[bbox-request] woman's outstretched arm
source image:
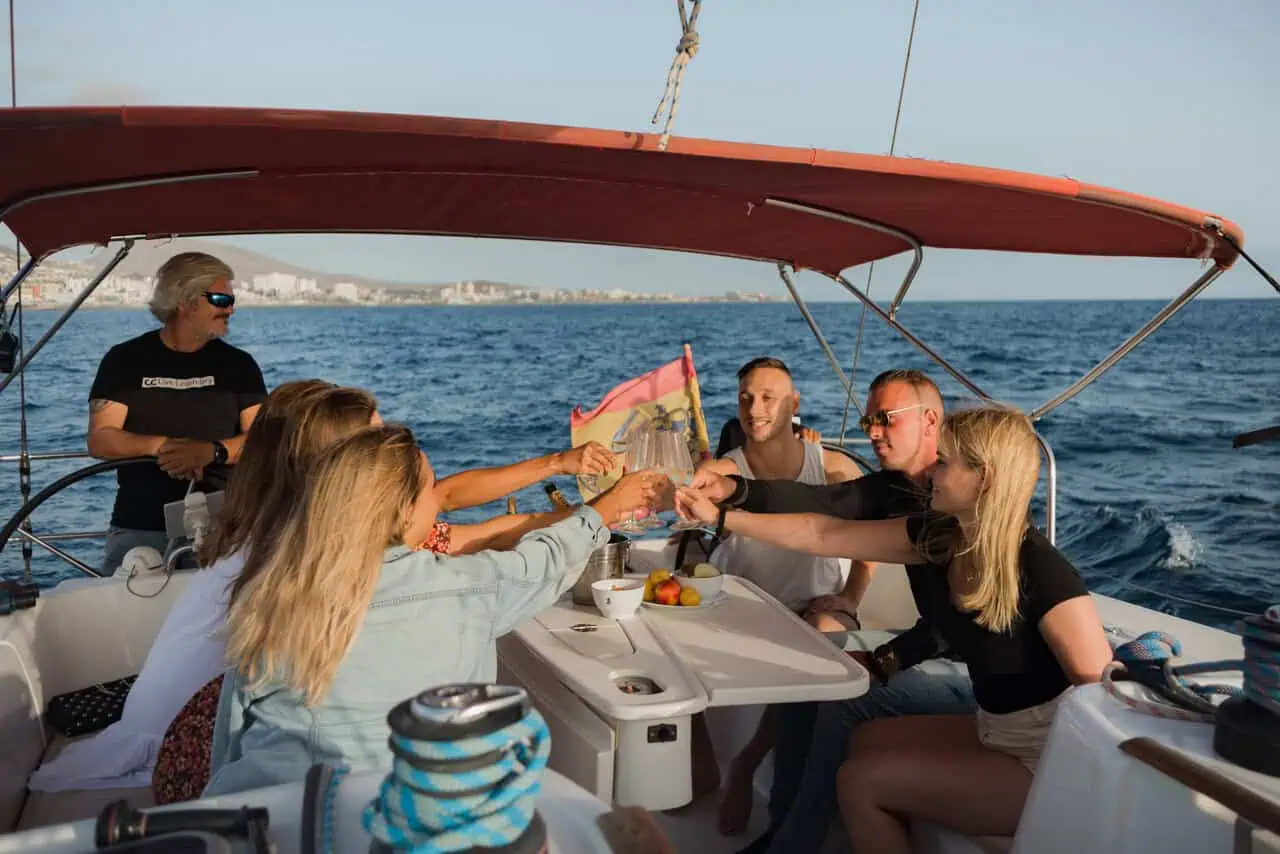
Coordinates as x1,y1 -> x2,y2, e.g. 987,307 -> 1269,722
447,509 -> 575,555
675,487 -> 921,565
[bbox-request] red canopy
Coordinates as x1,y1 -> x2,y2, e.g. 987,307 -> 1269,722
0,106 -> 1243,271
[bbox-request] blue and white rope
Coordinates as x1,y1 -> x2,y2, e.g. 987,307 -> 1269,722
1239,606 -> 1280,717
360,706 -> 551,852
1101,608 -> 1280,722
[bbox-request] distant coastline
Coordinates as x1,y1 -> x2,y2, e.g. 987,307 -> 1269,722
24,297 -> 783,311
1,239 -> 781,310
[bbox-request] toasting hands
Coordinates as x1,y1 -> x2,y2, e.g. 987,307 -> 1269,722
589,470 -> 668,527
673,486 -> 721,527
556,441 -> 619,477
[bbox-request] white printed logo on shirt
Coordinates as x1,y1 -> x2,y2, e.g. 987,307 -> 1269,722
141,376 -> 216,390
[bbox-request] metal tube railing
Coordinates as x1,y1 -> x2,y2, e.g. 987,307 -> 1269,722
0,255 -> 36,307
762,197 -> 925,318
1031,263 -> 1225,419
1033,431 -> 1057,545
13,528 -> 102,578
0,450 -> 92,463
831,271 -> 993,402
30,530 -> 109,542
776,264 -> 856,400
0,169 -> 261,225
0,240 -> 134,396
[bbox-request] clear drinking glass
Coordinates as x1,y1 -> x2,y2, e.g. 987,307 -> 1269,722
614,427 -> 655,533
654,427 -> 702,531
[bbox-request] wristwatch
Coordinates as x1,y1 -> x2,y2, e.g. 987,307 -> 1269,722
871,644 -> 901,681
723,475 -> 748,508
210,439 -> 228,465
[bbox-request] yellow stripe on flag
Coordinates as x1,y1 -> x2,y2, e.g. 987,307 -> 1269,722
570,343 -> 711,502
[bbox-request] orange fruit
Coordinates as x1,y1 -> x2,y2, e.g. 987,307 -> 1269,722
679,587 -> 701,607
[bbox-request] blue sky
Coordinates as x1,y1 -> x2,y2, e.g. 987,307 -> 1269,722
4,1 -> 1277,300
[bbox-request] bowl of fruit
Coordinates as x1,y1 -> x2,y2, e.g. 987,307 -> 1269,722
679,563 -> 724,599
642,565 -> 724,609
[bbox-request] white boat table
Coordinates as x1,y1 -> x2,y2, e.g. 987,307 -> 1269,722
636,573 -> 870,707
501,536 -> 868,812
624,534 -> 869,707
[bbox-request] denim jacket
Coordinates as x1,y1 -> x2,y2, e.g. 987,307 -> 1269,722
203,505 -> 607,796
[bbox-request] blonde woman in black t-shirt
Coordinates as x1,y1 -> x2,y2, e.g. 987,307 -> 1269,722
675,404 -> 1113,852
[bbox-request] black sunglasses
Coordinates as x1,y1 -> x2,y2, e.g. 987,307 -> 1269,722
203,292 -> 235,309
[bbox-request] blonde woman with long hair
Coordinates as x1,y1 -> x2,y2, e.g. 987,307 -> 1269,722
204,423 -> 661,795
154,381 -> 604,802
675,405 -> 1112,852
28,379 -> 339,795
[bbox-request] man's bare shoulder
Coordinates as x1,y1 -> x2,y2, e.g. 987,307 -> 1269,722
821,447 -> 865,483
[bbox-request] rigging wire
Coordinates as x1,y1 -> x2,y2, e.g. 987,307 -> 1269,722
838,0 -> 921,444
1219,233 -> 1280,296
7,0 -> 31,580
1115,579 -> 1261,621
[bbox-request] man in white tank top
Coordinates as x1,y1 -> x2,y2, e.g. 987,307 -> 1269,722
704,358 -> 867,624
692,357 -> 868,834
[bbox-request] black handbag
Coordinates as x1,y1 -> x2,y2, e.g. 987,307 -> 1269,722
46,674 -> 138,738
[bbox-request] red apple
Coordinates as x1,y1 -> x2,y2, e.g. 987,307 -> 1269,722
655,578 -> 682,606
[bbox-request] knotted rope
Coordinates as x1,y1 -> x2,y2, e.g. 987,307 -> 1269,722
1103,624 -> 1261,722
651,0 -> 702,151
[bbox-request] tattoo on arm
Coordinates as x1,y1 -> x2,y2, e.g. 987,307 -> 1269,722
89,398 -> 111,414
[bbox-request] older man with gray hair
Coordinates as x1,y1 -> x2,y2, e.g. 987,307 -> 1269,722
87,252 -> 266,575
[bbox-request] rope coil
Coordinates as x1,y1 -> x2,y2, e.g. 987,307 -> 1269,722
360,704 -> 551,852
1239,607 -> 1280,716
650,0 -> 702,152
1100,610 -> 1280,723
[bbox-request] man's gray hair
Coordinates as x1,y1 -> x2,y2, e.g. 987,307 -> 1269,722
148,252 -> 234,323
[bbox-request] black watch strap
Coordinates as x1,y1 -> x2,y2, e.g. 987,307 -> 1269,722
714,504 -> 728,543
210,439 -> 228,465
864,650 -> 888,682
723,475 -> 748,508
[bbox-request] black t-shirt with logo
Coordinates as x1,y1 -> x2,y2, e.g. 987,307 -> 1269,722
89,330 -> 267,531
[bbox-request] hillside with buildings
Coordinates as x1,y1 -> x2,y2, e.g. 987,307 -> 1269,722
0,240 -> 776,309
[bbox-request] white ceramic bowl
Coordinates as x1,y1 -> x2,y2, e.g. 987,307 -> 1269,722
591,578 -> 645,619
678,573 -> 724,600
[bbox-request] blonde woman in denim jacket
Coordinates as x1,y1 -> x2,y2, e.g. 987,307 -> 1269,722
205,423 -> 661,795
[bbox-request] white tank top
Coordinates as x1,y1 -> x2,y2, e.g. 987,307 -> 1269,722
709,443 -> 847,611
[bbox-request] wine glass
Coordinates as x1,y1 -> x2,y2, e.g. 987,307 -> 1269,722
614,426 -> 655,533
653,426 -> 703,531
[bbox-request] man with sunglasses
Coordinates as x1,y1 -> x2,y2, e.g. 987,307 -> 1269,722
686,368 -> 976,854
88,252 -> 266,575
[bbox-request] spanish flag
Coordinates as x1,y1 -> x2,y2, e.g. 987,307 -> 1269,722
570,343 -> 712,502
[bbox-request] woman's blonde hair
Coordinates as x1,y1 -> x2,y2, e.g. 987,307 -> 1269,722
942,404 -> 1041,634
199,381 -> 379,566
224,423 -> 424,705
